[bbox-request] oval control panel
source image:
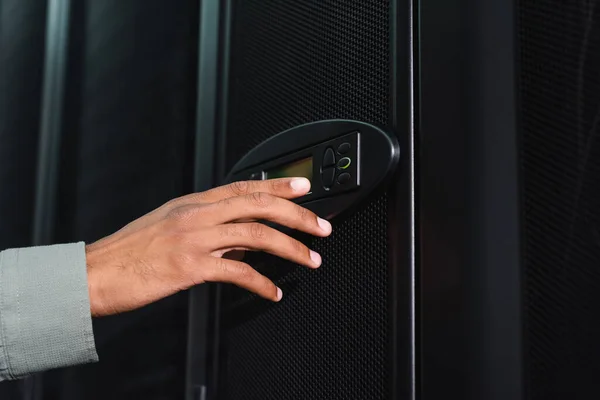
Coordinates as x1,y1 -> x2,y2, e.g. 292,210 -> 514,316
224,119 -> 400,220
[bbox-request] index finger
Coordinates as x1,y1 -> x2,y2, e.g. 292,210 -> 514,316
190,178 -> 311,204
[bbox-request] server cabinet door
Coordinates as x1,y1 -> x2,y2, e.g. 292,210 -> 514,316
205,1 -> 415,399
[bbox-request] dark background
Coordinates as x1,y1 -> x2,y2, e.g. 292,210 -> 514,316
0,1 -> 198,398
3,1 -> 600,399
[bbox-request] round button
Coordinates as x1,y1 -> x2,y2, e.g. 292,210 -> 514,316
337,173 -> 351,185
337,142 -> 351,154
337,157 -> 351,170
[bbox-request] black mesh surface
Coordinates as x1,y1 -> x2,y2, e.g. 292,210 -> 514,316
518,1 -> 600,399
220,1 -> 391,399
225,0 -> 391,171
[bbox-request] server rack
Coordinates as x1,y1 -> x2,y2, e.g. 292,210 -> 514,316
186,0 -> 523,399
187,1 -> 416,399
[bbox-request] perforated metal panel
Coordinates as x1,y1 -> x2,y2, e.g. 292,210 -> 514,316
220,1 -> 392,399
518,1 -> 600,398
224,0 -> 391,170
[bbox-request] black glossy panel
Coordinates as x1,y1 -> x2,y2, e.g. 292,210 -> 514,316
519,1 -> 600,398
0,0 -> 47,250
42,1 -> 198,399
0,3 -> 48,397
419,0 -> 522,399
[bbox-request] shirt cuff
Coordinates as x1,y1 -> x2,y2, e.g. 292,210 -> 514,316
0,242 -> 98,381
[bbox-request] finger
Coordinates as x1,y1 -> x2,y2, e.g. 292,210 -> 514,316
204,257 -> 282,302
210,223 -> 321,268
206,192 -> 332,237
188,178 -> 311,203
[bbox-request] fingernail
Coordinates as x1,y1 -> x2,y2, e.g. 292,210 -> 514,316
276,287 -> 283,301
310,250 -> 322,267
290,178 -> 310,192
317,217 -> 332,234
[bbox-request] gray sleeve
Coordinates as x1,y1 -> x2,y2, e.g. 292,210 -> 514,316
0,242 -> 98,381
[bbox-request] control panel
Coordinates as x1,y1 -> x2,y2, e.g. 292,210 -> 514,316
243,131 -> 360,203
224,120 -> 399,220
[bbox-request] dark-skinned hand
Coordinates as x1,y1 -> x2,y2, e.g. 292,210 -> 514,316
85,177 -> 331,317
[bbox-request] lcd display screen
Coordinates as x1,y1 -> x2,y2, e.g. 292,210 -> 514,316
265,157 -> 313,182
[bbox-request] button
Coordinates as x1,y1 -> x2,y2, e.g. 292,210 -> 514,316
249,171 -> 264,180
323,148 -> 335,168
337,142 -> 351,154
321,167 -> 335,188
337,157 -> 351,170
337,173 -> 351,185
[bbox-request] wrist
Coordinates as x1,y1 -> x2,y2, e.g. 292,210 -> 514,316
85,245 -> 105,318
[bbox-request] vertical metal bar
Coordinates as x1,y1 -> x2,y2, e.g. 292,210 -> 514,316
185,0 -> 222,399
28,1 -> 71,399
209,2 -> 233,398
193,0 -> 221,192
215,0 -> 232,184
32,0 -> 71,246
390,0 -> 417,398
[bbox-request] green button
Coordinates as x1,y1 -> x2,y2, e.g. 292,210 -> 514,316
337,157 -> 351,170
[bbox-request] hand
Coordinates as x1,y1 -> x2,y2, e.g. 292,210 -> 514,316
85,177 -> 332,317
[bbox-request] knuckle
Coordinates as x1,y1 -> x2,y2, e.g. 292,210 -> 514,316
215,257 -> 230,276
248,192 -> 273,208
218,224 -> 239,238
163,197 -> 180,210
217,225 -> 229,238
269,178 -> 285,192
236,262 -> 254,282
179,192 -> 206,205
168,205 -> 203,225
248,223 -> 268,241
296,205 -> 310,221
230,180 -> 250,196
216,197 -> 233,210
